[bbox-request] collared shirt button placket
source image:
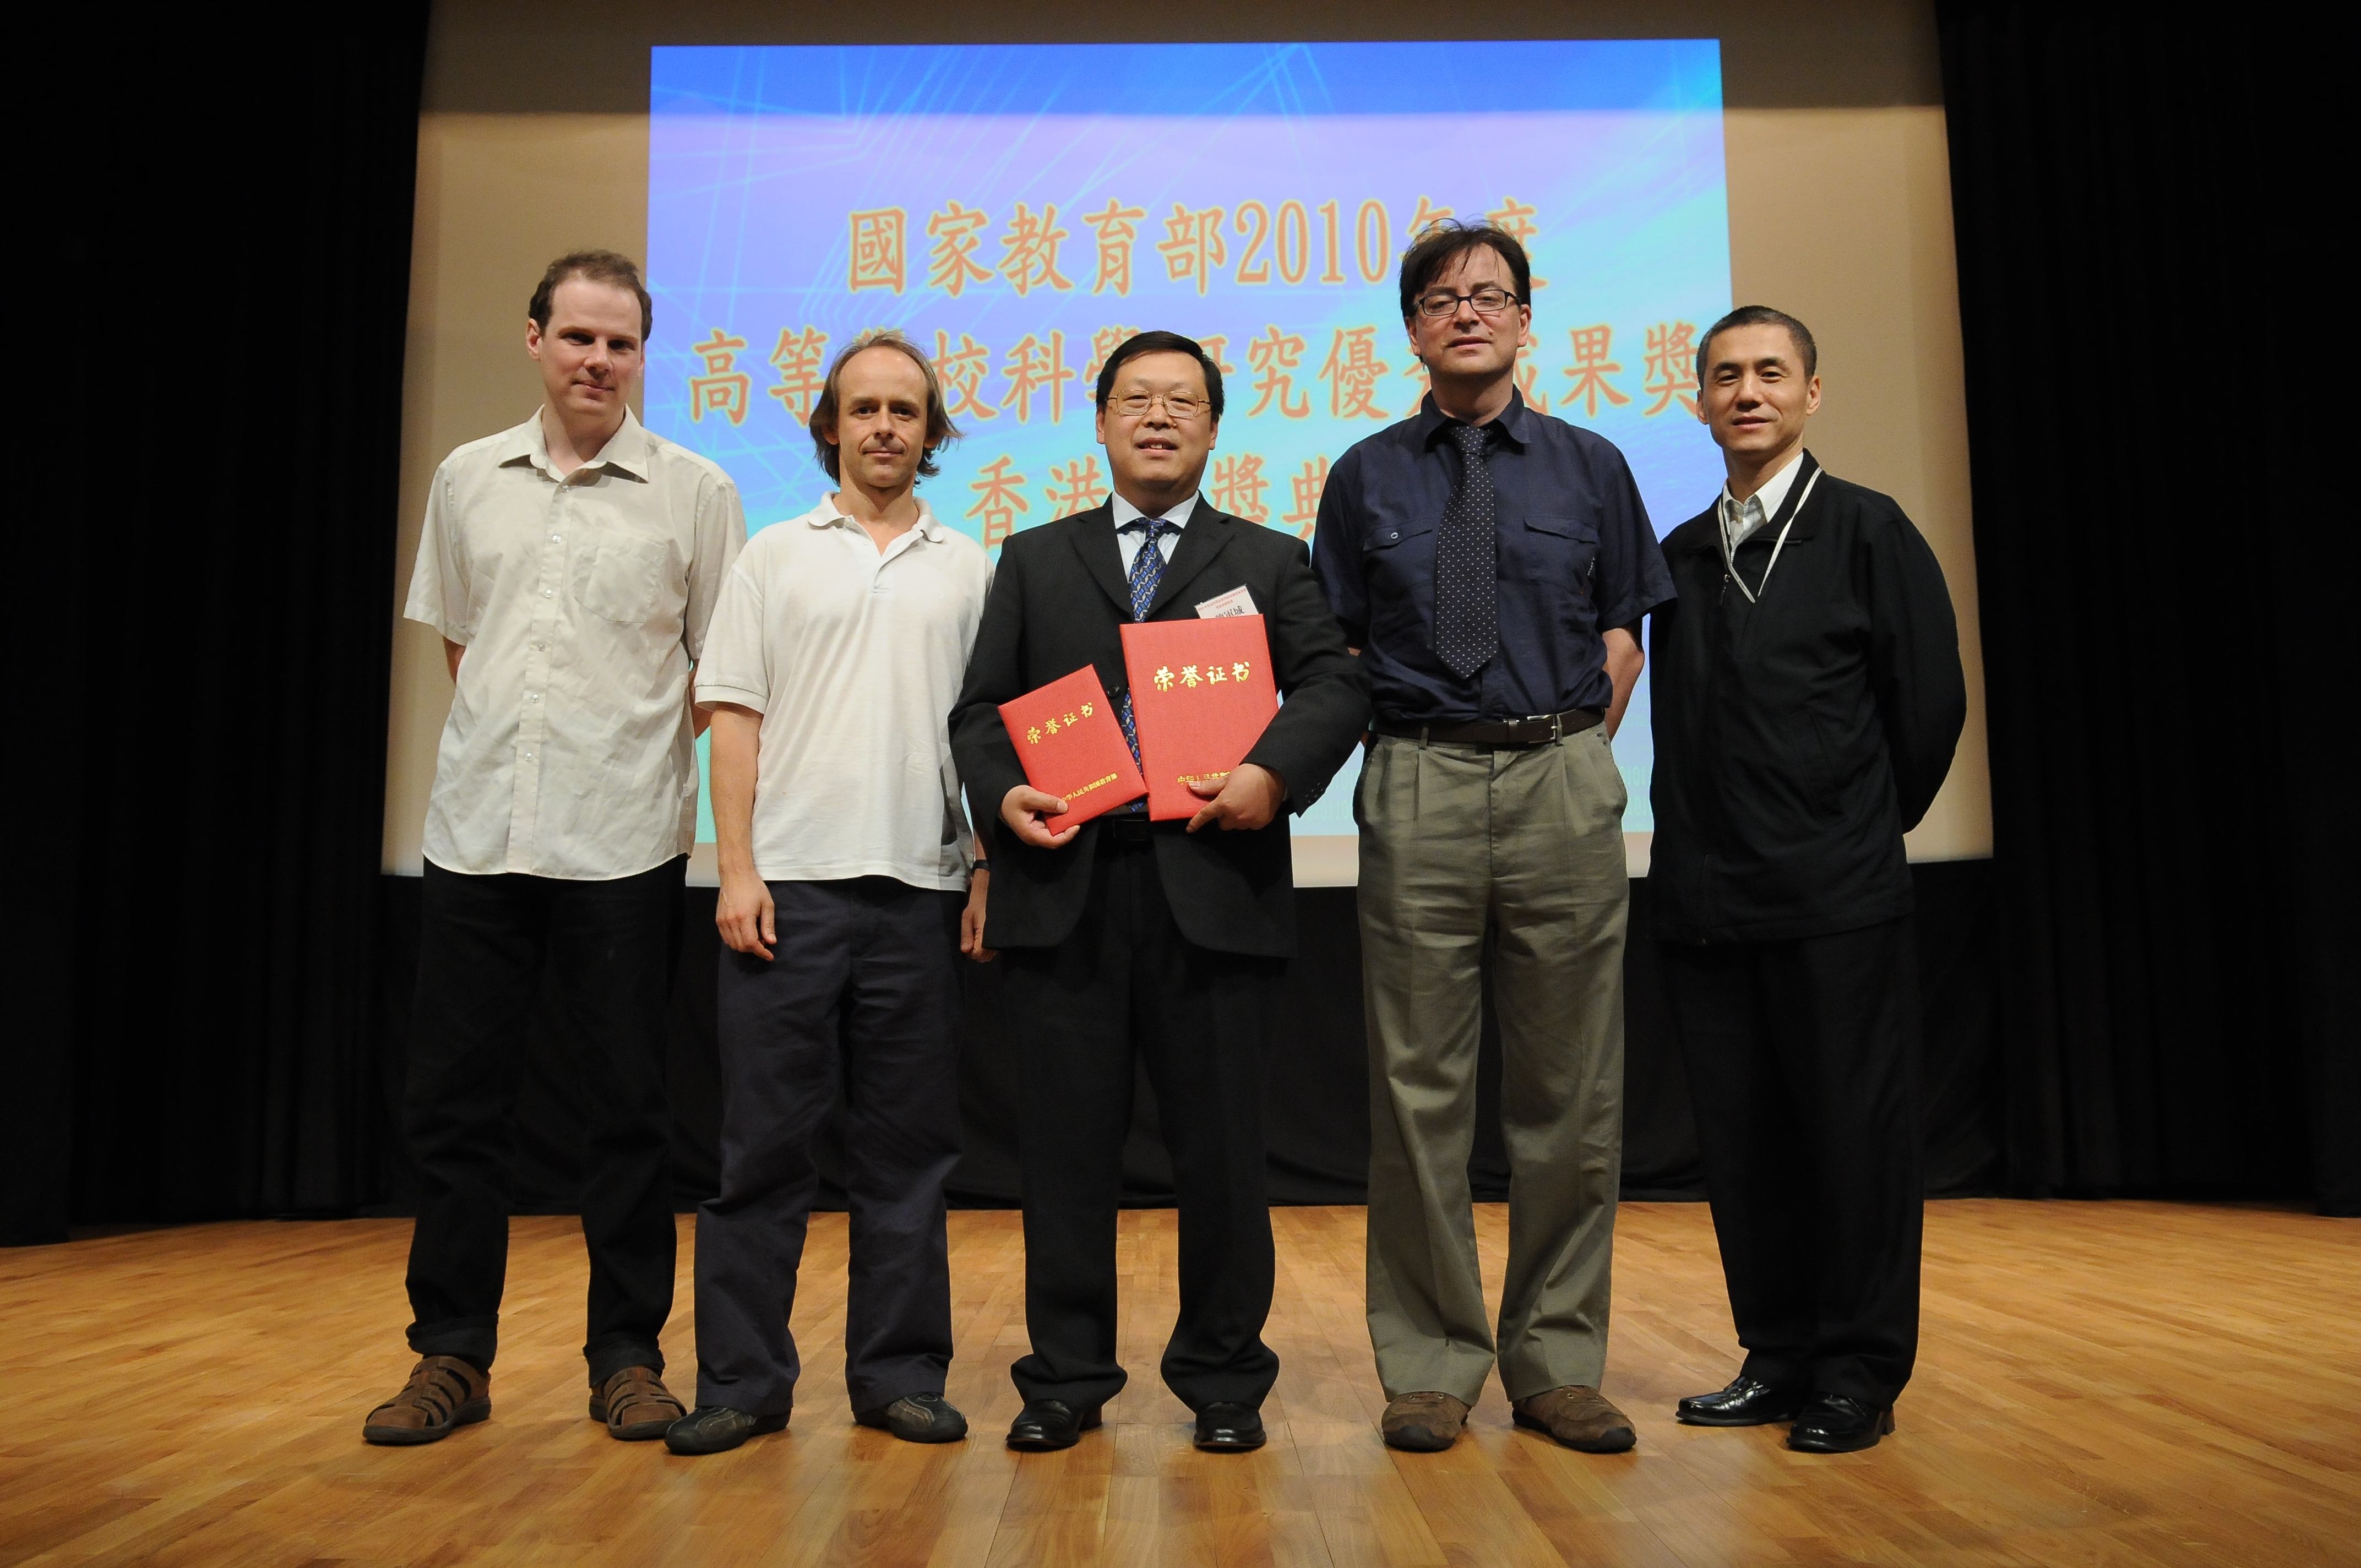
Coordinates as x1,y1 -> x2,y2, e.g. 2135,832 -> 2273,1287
871,520 -> 910,594
508,475 -> 570,873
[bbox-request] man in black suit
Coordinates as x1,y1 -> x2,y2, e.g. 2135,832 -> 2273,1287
1650,306 -> 1966,1453
950,330 -> 1367,1455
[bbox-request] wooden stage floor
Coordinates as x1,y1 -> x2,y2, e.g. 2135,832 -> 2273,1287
3,1201 -> 2354,1566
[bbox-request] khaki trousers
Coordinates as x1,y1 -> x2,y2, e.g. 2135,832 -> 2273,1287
1358,727 -> 1629,1404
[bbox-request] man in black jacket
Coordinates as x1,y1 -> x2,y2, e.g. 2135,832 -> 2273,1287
1650,306 -> 1966,1453
949,330 -> 1367,1455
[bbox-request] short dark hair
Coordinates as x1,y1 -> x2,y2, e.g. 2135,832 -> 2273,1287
529,249 -> 653,340
1093,329 -> 1225,423
1696,305 -> 1817,383
809,329 -> 961,482
1397,219 -> 1531,322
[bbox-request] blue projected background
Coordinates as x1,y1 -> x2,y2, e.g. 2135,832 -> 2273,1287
648,41 -> 1732,841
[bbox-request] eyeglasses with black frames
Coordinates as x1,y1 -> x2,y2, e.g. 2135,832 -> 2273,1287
1414,286 -> 1522,319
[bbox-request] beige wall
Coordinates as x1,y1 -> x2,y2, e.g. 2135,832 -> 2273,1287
385,114 -> 648,874
384,0 -> 1990,874
1724,106 -> 1990,865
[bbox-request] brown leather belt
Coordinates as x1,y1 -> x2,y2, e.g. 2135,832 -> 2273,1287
1370,707 -> 1604,748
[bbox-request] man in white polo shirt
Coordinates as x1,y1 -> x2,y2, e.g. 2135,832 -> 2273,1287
366,251 -> 744,1447
664,330 -> 993,1456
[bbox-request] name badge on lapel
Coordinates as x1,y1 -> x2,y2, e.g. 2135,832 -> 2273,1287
1195,586 -> 1257,619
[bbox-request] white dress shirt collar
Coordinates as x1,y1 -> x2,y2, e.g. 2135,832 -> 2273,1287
1111,489 -> 1200,531
497,407 -> 655,482
1720,447 -> 1808,549
1112,490 -> 1199,573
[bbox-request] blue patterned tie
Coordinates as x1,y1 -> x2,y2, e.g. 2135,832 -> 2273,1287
1117,518 -> 1173,775
1432,423 -> 1499,678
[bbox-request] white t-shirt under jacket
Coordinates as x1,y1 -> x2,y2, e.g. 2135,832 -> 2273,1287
693,495 -> 993,891
405,409 -> 746,880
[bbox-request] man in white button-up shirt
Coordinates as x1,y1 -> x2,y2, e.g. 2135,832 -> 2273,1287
663,331 -> 992,1457
365,251 -> 743,1449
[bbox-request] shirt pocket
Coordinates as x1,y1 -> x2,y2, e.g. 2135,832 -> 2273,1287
1362,517 -> 1436,639
1521,514 -> 1602,628
570,533 -> 670,625
1521,514 -> 1601,579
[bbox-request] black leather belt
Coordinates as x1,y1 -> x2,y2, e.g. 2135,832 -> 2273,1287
1370,708 -> 1604,748
1097,815 -> 1158,843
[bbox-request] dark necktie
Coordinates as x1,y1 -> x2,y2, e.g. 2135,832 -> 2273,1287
1117,518 -> 1174,770
1432,423 -> 1499,679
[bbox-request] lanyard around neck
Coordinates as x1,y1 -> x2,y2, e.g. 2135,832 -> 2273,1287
1720,465 -> 1824,605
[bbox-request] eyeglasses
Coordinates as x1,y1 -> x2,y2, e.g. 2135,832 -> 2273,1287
1108,390 -> 1209,422
1414,286 -> 1522,319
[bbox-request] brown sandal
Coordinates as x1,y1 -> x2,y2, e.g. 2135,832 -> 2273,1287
363,1355 -> 491,1445
590,1365 -> 686,1441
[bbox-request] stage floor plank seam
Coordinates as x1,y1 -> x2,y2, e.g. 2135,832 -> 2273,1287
2,1201 -> 2354,1566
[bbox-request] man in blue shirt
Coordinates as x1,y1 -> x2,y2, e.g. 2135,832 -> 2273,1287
1314,221 -> 1674,1456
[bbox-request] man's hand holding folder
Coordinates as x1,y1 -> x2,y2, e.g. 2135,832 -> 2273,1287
1001,785 -> 1080,850
996,666 -> 1147,847
1120,614 -> 1288,832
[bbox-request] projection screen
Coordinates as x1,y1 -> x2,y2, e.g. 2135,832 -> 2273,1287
643,40 -> 1731,878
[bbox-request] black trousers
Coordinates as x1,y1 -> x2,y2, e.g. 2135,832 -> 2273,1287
1659,917 -> 1923,1407
694,878 -> 964,1417
1000,827 -> 1283,1414
402,856 -> 683,1382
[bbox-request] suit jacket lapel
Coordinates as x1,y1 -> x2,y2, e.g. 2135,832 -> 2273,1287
1146,508 -> 1237,617
1063,504 -> 1133,618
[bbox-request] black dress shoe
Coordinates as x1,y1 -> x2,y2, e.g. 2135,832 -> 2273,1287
1787,1393 -> 1894,1453
664,1404 -> 788,1455
1193,1402 -> 1266,1452
1006,1398 -> 1102,1451
855,1392 -> 969,1443
1675,1376 -> 1808,1427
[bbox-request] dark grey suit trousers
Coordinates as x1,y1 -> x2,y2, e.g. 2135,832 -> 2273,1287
693,876 -> 964,1416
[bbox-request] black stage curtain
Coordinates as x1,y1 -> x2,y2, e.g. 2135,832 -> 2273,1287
365,864 -> 2003,1219
1935,3 -> 2353,1212
7,8 -> 434,1246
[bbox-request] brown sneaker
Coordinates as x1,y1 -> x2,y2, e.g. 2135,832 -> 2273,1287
1513,1385 -> 1636,1453
1381,1391 -> 1471,1452
362,1355 -> 490,1446
589,1365 -> 686,1441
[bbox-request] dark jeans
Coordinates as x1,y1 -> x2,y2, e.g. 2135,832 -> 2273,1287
402,856 -> 683,1383
694,878 -> 965,1417
1000,827 -> 1283,1414
1660,917 -> 1924,1407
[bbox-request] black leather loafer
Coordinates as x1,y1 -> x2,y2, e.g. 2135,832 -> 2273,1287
1675,1376 -> 1809,1427
1193,1402 -> 1266,1452
664,1404 -> 788,1456
856,1392 -> 969,1444
1787,1394 -> 1894,1453
1006,1398 -> 1102,1451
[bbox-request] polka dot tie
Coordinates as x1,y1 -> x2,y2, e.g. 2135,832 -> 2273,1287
1117,518 -> 1174,775
1432,423 -> 1499,679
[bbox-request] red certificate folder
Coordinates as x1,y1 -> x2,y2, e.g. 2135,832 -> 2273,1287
1119,614 -> 1281,821
997,666 -> 1147,832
